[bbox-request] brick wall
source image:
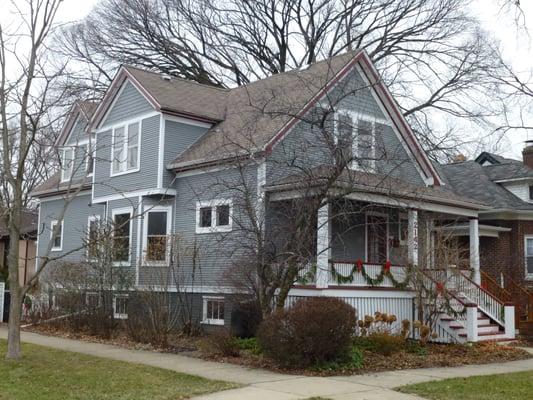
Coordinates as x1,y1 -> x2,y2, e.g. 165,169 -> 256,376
479,220 -> 533,289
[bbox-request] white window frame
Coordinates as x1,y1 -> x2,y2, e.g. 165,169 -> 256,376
110,119 -> 141,177
85,139 -> 96,177
195,199 -> 233,234
85,291 -> 101,308
113,294 -> 129,320
60,147 -> 75,182
86,215 -> 101,261
111,207 -> 133,266
333,109 -> 380,171
202,296 -> 225,325
142,205 -> 172,265
524,235 -> 533,280
50,220 -> 64,252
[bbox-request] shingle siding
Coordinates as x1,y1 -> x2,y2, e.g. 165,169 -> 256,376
101,81 -> 153,127
93,115 -> 160,198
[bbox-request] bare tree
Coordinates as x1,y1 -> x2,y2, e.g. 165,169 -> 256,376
0,0 -> 92,359
55,0 -> 525,159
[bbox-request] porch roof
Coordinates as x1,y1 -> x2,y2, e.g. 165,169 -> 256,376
264,166 -> 489,214
434,224 -> 512,238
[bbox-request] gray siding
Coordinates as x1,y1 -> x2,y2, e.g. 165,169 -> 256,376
162,120 -> 209,187
266,67 -> 425,187
101,81 -> 153,127
65,117 -> 89,145
93,115 -> 160,198
37,193 -> 104,262
138,166 -> 258,287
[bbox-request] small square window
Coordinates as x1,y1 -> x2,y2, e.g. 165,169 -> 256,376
113,295 -> 128,319
202,297 -> 225,325
216,205 -> 230,226
86,292 -> 101,309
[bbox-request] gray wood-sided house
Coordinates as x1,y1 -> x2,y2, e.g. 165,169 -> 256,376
31,50 -> 515,342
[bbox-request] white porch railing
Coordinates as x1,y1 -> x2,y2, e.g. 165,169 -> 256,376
328,261 -> 407,287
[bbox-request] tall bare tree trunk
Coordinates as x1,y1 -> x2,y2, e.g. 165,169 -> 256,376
6,198 -> 22,360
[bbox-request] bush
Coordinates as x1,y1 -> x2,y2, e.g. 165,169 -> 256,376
230,301 -> 262,338
257,297 -> 357,367
235,337 -> 262,355
353,332 -> 405,356
312,346 -> 364,372
199,330 -> 240,357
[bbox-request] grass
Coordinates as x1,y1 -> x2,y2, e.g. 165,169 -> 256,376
397,371 -> 533,400
0,339 -> 237,400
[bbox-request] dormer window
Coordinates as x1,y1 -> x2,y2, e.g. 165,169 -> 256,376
334,110 -> 376,171
60,147 -> 75,182
111,122 -> 140,175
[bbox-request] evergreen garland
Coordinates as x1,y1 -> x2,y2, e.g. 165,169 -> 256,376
331,261 -> 412,289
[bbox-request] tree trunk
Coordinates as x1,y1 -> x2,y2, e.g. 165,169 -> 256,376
6,286 -> 22,359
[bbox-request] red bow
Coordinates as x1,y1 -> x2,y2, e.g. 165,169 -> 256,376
384,260 -> 392,273
436,282 -> 444,292
356,259 -> 363,272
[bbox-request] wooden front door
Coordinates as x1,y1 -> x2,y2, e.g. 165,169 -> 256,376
367,215 -> 388,263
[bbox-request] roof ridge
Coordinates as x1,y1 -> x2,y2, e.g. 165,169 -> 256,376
123,64 -> 231,93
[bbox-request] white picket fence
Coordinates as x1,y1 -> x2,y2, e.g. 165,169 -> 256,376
0,281 -> 5,322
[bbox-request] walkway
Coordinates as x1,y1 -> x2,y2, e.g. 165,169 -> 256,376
1,326 -> 532,400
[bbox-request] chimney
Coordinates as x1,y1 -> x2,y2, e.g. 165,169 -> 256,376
523,140 -> 533,169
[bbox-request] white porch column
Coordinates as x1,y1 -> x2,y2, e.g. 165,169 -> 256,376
316,203 -> 331,289
469,217 -> 481,285
466,304 -> 479,342
504,303 -> 516,339
407,209 -> 419,266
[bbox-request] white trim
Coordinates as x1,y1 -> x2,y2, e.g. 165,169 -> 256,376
85,291 -> 102,308
92,188 -> 177,204
163,114 -> 213,128
60,147 -> 75,183
35,205 -> 41,272
136,196 -> 143,286
195,199 -> 233,234
201,296 -> 225,325
157,114 -> 165,188
111,207 -> 134,266
86,215 -> 101,261
494,177 -> 533,184
134,284 -> 238,293
97,111 -> 160,133
288,287 -> 416,299
36,190 -> 92,203
109,119 -> 142,177
524,235 -> 533,281
113,293 -> 129,319
142,205 -> 172,266
174,165 -> 237,178
50,220 -> 64,252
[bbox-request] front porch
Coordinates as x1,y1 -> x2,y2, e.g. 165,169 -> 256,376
267,189 -> 514,342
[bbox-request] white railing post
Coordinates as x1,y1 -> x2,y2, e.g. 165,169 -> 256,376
466,303 -> 478,342
469,217 -> 481,285
504,303 -> 516,339
408,209 -> 419,266
316,203 -> 331,288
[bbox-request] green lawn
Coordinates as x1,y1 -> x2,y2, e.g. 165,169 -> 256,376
397,371 -> 533,400
0,339 -> 237,400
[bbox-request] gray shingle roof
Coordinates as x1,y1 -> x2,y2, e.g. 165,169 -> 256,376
31,173 -> 91,198
0,209 -> 38,238
440,158 -> 533,211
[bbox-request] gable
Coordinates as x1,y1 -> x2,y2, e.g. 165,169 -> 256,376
99,80 -> 154,128
64,115 -> 89,145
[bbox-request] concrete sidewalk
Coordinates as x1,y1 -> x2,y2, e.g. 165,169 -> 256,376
2,326 -> 533,400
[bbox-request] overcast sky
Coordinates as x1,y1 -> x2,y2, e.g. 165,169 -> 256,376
7,0 -> 533,160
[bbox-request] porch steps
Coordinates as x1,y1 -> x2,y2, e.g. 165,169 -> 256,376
437,308 -> 506,343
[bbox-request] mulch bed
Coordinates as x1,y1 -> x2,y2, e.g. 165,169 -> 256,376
25,324 -> 531,376
198,342 -> 531,376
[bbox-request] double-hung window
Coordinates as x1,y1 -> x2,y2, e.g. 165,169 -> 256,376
50,220 -> 63,251
112,210 -> 132,264
112,122 -> 139,175
202,297 -> 225,325
525,236 -> 533,279
87,215 -> 101,260
144,208 -> 171,264
196,200 -> 232,234
334,111 -> 377,171
113,294 -> 128,319
60,147 -> 75,182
